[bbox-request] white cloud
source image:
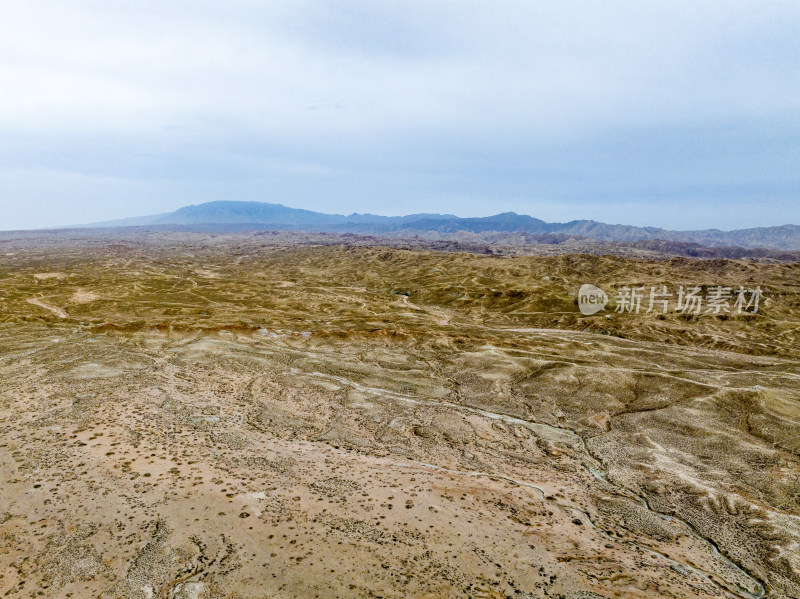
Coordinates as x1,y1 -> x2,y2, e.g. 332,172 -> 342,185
0,0 -> 798,229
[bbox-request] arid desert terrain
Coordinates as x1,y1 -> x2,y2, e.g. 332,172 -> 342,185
1,231 -> 799,598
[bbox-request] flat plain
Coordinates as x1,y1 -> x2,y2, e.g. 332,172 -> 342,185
1,231 -> 799,598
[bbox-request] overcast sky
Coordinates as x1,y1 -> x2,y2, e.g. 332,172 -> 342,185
1,1 -> 798,231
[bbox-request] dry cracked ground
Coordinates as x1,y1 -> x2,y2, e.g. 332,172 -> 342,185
1,231 -> 799,599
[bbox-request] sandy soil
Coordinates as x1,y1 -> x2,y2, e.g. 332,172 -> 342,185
0,233 -> 798,598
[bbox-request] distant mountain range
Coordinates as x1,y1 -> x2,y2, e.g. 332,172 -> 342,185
86,200 -> 800,250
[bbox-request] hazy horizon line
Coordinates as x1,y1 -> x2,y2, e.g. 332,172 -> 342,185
2,199 -> 797,234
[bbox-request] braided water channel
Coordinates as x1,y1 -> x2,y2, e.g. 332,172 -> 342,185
307,372 -> 767,599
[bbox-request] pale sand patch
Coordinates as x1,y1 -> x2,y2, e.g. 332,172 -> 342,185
69,289 -> 100,305
26,297 -> 67,318
174,581 -> 204,599
33,272 -> 68,281
70,362 -> 126,379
